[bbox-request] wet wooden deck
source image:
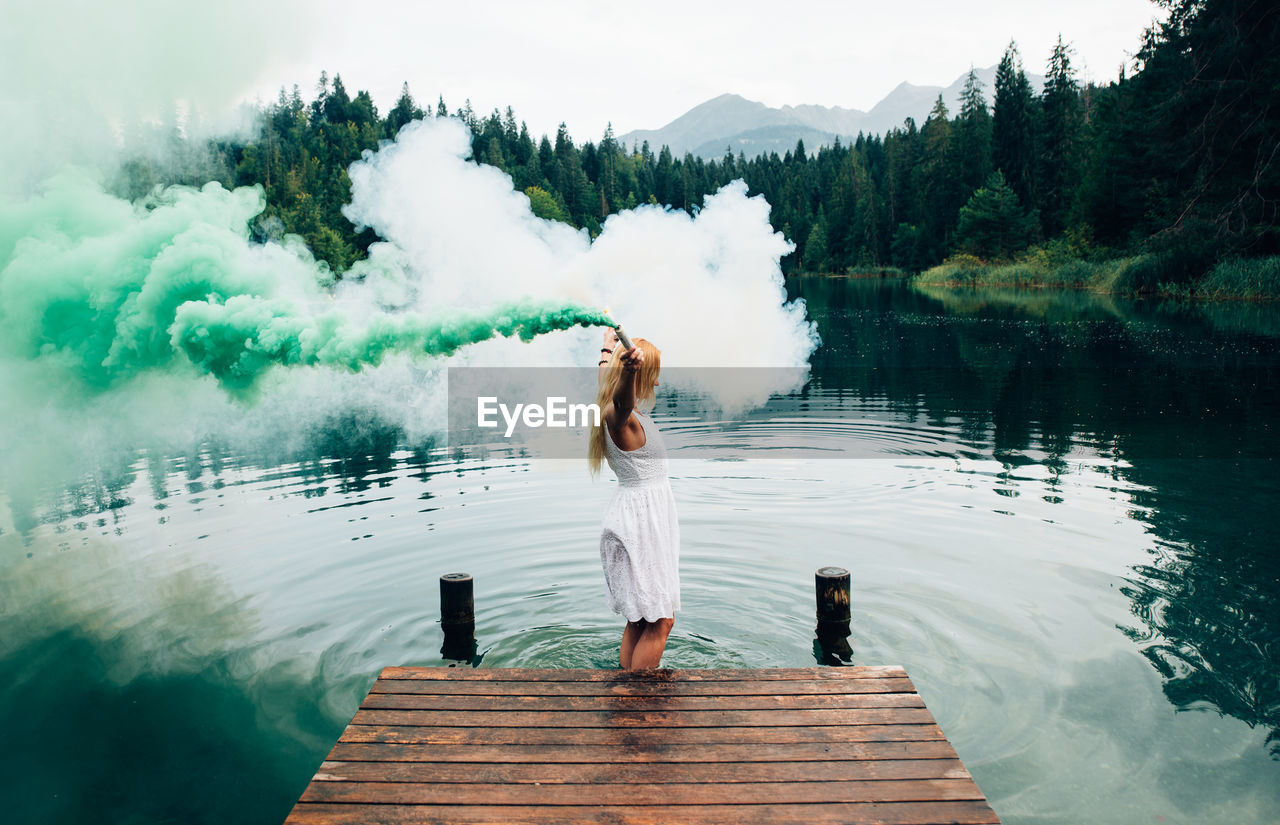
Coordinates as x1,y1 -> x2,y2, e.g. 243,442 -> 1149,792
284,666 -> 1000,824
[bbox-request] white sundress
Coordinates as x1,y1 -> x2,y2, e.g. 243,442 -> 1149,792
600,411 -> 681,622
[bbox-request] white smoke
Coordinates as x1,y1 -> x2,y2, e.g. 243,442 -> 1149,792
342,117 -> 818,372
0,106 -> 817,494
0,0 -> 316,192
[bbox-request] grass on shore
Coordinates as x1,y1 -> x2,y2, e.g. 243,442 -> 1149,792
916,251 -> 1280,301
1173,257 -> 1280,301
800,266 -> 906,278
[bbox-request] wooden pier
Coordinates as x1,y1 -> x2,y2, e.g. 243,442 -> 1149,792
284,666 -> 1000,824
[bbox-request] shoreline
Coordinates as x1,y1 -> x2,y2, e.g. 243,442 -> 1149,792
789,270 -> 910,280
911,279 -> 1280,305
794,254 -> 1280,303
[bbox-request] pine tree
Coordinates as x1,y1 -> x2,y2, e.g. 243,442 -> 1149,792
956,68 -> 994,197
502,107 -> 519,143
916,95 -> 961,257
1125,0 -> 1280,256
884,118 -> 921,231
891,223 -> 928,272
386,82 -> 424,137
1038,36 -> 1083,237
955,171 -> 1037,259
598,123 -> 619,211
848,147 -> 884,266
324,74 -> 352,124
803,208 -> 829,272
485,136 -> 505,171
993,43 -> 1037,213
537,136 -> 555,189
722,146 -> 737,180
654,146 -> 675,206
350,90 -> 378,127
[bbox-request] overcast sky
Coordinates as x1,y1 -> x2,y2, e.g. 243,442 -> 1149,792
243,0 -> 1165,141
4,0 -> 1166,163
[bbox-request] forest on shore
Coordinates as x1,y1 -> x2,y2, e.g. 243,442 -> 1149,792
117,0 -> 1278,299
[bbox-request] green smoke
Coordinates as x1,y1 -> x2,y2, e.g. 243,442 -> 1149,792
0,171 -> 611,390
172,296 -> 613,389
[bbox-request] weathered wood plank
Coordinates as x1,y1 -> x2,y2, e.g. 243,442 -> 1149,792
360,691 -> 924,712
301,778 -> 987,805
326,740 -> 961,764
338,722 -> 949,746
285,801 -> 1001,825
312,758 -> 973,785
286,667 -> 1000,825
351,707 -> 936,728
368,677 -> 918,696
376,666 -> 908,681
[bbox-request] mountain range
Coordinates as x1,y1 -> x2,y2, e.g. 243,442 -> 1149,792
619,66 -> 1047,160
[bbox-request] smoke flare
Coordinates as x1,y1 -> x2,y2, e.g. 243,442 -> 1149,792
173,297 -> 612,389
0,115 -> 817,486
0,168 -> 612,390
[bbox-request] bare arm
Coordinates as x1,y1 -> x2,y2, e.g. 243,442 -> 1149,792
607,345 -> 644,440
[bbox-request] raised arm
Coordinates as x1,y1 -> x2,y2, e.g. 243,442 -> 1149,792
609,345 -> 644,430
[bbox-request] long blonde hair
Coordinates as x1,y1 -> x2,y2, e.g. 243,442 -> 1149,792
589,337 -> 661,476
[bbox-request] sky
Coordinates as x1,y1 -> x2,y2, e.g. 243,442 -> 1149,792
243,0 -> 1166,140
3,0 -> 1165,161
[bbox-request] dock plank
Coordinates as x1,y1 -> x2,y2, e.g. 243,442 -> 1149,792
369,677 -> 919,696
327,740 -> 961,763
375,666 -> 908,681
312,758 -> 974,784
338,722 -> 949,745
286,801 -> 1000,825
351,707 -> 938,728
360,691 -> 926,711
284,667 -> 1000,824
301,778 -> 987,805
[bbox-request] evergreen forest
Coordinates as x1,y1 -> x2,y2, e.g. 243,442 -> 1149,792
117,0 -> 1279,297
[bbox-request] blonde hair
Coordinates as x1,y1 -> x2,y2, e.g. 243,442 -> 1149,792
588,337 -> 661,476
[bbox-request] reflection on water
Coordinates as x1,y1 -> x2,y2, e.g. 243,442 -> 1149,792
1118,459 -> 1280,758
1,277 -> 1278,824
793,278 -> 1280,766
0,534 -> 349,824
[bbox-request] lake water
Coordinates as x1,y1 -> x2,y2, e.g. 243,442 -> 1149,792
1,276 -> 1277,824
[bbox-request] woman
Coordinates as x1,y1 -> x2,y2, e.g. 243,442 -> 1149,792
590,329 -> 680,670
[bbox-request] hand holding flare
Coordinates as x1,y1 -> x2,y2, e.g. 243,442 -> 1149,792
604,308 -> 633,350
603,309 -> 641,372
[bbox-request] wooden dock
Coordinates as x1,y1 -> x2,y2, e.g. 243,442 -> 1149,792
284,666 -> 1000,824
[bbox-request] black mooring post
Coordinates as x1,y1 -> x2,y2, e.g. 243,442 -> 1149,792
816,567 -> 851,622
815,566 -> 853,665
440,573 -> 474,625
440,573 -> 476,662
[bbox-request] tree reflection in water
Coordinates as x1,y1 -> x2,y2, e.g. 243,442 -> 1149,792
1118,459 -> 1280,758
792,276 -> 1280,757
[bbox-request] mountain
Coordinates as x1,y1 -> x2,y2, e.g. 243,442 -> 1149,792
691,124 -> 844,162
619,94 -> 799,158
620,66 -> 1046,160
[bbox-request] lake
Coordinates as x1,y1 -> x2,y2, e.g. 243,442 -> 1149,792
1,275 -> 1277,824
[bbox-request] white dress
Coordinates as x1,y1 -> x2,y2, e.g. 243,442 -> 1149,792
600,411 -> 681,622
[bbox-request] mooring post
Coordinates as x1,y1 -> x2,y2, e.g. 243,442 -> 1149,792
441,572 -> 474,625
814,566 -> 853,664
440,572 -> 476,662
816,567 -> 851,622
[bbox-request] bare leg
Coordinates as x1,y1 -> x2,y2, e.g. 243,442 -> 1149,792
628,617 -> 675,670
620,620 -> 646,669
